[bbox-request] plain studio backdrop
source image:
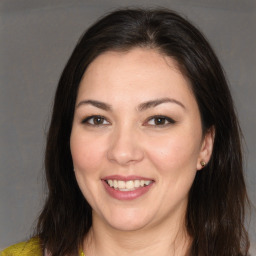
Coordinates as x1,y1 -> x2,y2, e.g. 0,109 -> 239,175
0,0 -> 255,254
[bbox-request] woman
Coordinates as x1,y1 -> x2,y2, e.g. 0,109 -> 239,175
1,8 -> 250,256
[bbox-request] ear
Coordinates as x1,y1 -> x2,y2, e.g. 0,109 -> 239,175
197,126 -> 215,170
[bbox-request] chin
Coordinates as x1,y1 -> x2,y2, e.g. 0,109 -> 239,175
100,208 -> 153,232
108,219 -> 149,232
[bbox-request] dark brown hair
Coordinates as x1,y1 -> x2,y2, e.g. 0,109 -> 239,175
36,8 -> 250,256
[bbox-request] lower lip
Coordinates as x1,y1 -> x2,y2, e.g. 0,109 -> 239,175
102,180 -> 154,200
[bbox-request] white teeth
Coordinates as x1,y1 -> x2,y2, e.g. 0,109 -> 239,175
113,180 -> 118,189
144,180 -> 151,186
108,180 -> 113,187
118,180 -> 125,189
134,180 -> 140,188
106,179 -> 153,191
126,180 -> 134,189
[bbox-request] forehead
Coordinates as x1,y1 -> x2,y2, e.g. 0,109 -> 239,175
83,48 -> 183,81
77,48 -> 195,105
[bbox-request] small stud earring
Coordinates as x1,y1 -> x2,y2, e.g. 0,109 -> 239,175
200,161 -> 206,167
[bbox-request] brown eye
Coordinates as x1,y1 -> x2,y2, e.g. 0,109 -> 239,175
82,115 -> 110,126
146,115 -> 176,126
92,116 -> 105,125
154,117 -> 167,125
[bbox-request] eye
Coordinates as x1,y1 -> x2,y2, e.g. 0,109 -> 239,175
82,115 -> 110,126
146,115 -> 176,126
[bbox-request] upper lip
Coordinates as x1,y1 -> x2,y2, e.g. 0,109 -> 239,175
102,175 -> 154,181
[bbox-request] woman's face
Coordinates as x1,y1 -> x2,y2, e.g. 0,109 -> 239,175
70,48 -> 213,231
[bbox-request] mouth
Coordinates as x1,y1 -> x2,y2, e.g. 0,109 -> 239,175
104,179 -> 153,191
102,175 -> 155,200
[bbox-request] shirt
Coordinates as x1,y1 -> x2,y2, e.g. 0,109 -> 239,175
0,237 -> 85,256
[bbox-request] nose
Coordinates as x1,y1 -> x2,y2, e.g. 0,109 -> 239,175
107,126 -> 144,166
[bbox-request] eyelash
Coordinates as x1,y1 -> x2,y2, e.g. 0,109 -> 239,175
81,115 -> 176,127
81,115 -> 110,126
145,115 -> 176,127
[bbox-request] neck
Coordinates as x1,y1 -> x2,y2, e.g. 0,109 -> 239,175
83,212 -> 191,256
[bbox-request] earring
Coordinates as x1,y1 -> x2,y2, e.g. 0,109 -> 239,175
200,161 -> 206,167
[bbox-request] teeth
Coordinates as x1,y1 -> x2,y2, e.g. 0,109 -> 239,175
126,180 -> 134,189
106,179 -> 153,191
118,180 -> 125,189
134,180 -> 140,188
108,180 -> 113,187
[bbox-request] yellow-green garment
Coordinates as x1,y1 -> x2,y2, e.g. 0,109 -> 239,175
0,237 -> 85,256
0,237 -> 42,256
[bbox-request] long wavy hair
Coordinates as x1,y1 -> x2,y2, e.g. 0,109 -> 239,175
36,8 -> 250,256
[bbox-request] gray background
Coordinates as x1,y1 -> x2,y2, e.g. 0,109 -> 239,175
0,0 -> 255,254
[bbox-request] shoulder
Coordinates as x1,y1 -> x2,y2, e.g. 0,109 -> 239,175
0,237 -> 43,256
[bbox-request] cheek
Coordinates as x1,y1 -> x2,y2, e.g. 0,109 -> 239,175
70,131 -> 106,207
147,131 -> 201,174
146,132 -> 201,207
70,131 -> 106,172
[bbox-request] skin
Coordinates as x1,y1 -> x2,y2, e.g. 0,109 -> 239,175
70,48 -> 214,256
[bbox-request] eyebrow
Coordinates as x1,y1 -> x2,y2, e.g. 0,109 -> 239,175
76,97 -> 185,111
137,97 -> 186,111
76,100 -> 112,111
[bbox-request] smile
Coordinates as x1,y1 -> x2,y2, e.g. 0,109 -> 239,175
102,176 -> 155,200
105,179 -> 153,191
